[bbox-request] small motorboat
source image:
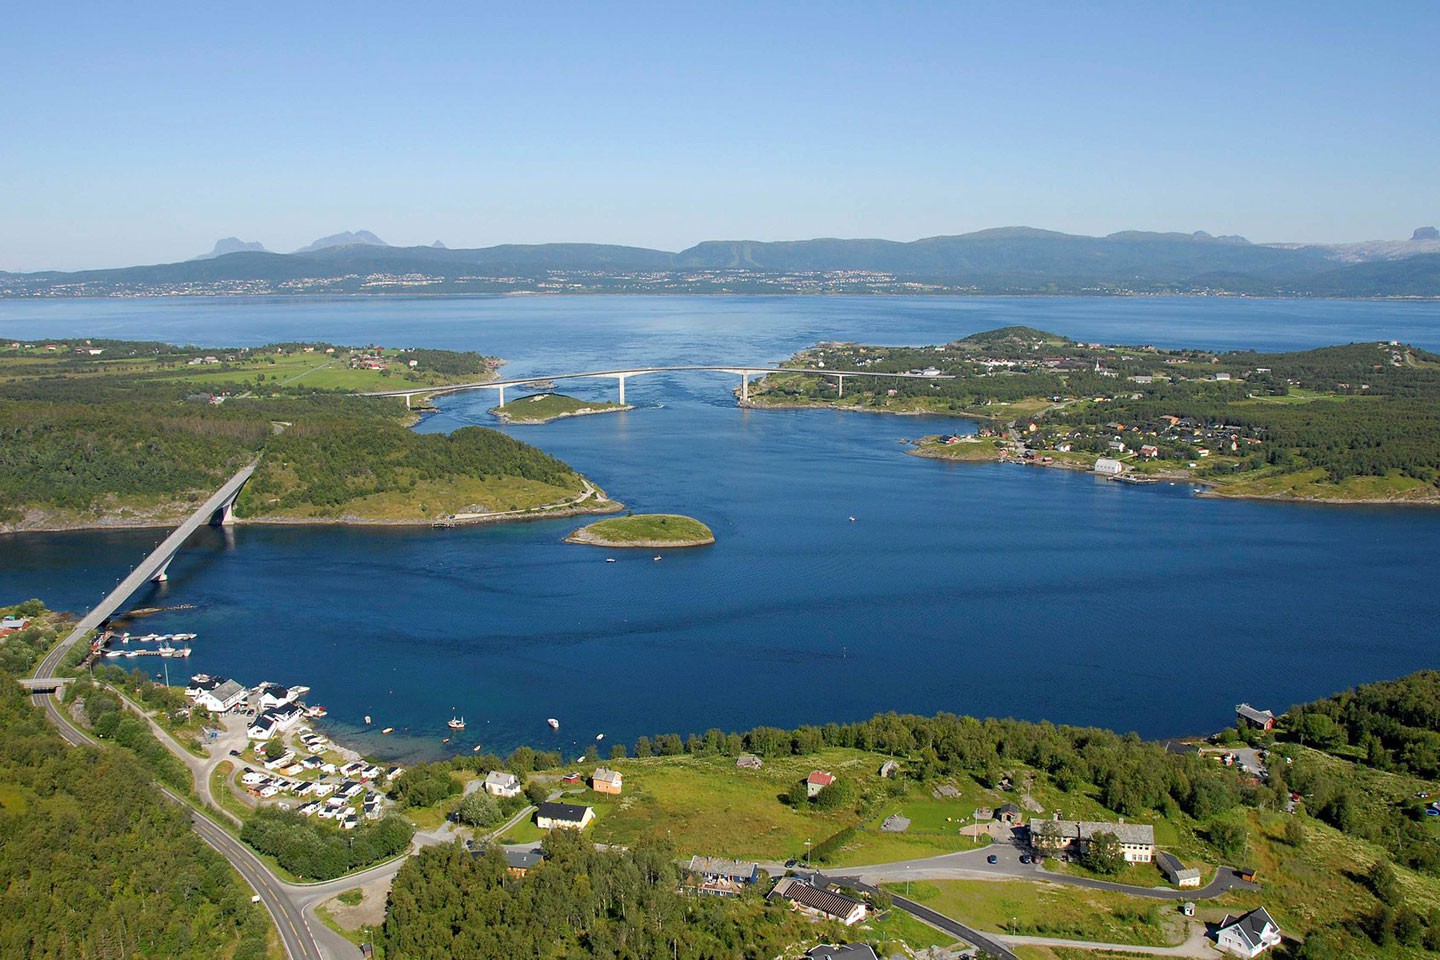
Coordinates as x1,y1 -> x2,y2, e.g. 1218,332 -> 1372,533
442,738 -> 450,744
381,727 -> 394,734
849,515 -> 856,522
653,555 -> 662,561
472,744 -> 483,752
547,718 -> 560,730
596,733 -> 604,741
605,558 -> 616,563
364,715 -> 373,725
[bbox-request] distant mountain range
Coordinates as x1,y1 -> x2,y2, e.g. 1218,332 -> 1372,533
6,226 -> 1439,298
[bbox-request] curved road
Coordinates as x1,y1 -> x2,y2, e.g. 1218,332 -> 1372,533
32,689 -> 325,960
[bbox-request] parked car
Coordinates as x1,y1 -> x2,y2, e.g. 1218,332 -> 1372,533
987,854 -> 998,864
1019,854 -> 1031,864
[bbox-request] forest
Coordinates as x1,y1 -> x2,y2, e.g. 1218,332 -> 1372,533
0,674 -> 272,959
382,829 -> 837,960
0,338 -> 586,524
241,807 -> 414,881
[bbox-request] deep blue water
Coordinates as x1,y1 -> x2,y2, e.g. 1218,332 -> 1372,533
3,295 -> 1439,761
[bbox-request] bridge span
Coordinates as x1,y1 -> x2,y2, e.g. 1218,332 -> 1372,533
360,364 -> 953,407
37,459 -> 259,677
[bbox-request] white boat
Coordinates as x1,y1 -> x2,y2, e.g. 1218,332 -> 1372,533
547,718 -> 560,730
174,647 -> 192,658
381,727 -> 394,734
595,733 -> 604,741
653,555 -> 662,561
364,715 -> 372,725
605,558 -> 617,563
105,651 -> 123,658
305,705 -> 328,718
448,714 -> 466,731
472,744 -> 483,752
157,644 -> 176,657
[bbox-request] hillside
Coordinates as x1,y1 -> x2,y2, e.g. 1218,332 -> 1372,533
7,227 -> 1440,298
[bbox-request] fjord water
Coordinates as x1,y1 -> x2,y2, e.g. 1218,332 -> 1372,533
4,295 -> 1440,760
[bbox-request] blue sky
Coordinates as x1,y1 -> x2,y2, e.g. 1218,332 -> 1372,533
4,1 -> 1437,270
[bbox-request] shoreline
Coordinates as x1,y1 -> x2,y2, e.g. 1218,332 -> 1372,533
741,397 -> 1006,422
491,403 -> 634,425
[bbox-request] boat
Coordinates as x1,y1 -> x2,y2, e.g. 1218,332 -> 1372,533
364,715 -> 372,725
125,651 -> 140,658
849,516 -> 856,522
158,643 -> 176,657
174,647 -> 192,657
448,714 -> 466,731
653,555 -> 662,561
547,718 -> 560,730
595,733 -> 604,741
381,727 -> 394,734
472,744 -> 483,752
442,737 -> 450,744
305,705 -> 328,718
105,651 -> 123,658
605,558 -> 617,563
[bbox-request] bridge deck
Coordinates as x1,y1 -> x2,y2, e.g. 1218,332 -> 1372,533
361,364 -> 952,399
39,460 -> 259,676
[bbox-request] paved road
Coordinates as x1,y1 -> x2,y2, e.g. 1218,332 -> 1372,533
41,459 -> 259,674
813,871 -> 1018,960
847,828 -> 1257,900
32,689 -> 323,960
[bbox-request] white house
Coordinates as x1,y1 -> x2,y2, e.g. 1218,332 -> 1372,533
248,715 -> 280,740
1215,907 -> 1282,957
1030,819 -> 1155,863
483,770 -> 522,798
535,801 -> 595,830
195,678 -> 248,713
1157,851 -> 1202,888
1094,457 -> 1125,476
253,682 -> 298,710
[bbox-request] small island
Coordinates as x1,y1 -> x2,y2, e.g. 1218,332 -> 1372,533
490,393 -> 632,424
565,513 -> 715,548
908,433 -> 1008,462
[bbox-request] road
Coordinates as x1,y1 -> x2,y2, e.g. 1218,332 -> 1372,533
846,827 -> 1257,901
812,871 -> 1019,960
40,458 -> 259,675
32,689 -> 325,960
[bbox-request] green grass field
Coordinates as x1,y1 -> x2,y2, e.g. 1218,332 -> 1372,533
569,513 -> 714,546
492,393 -> 628,423
895,878 -> 1183,947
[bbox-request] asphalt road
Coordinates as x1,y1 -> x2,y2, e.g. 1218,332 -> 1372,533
32,689 -> 325,960
812,871 -> 1018,960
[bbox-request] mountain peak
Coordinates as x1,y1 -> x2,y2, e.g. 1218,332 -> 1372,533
191,237 -> 267,260
1413,227 -> 1439,242
293,230 -> 390,254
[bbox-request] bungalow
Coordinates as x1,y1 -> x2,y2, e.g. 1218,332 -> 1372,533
535,801 -> 595,831
362,765 -> 383,781
195,678 -> 248,713
1140,444 -> 1160,458
1157,851 -> 1202,888
1094,457 -> 1125,476
483,770 -> 522,798
685,856 -> 759,896
338,780 -> 364,799
561,772 -> 582,785
767,877 -> 868,926
592,767 -> 623,795
806,770 -> 836,798
504,848 -> 545,877
262,751 -> 296,770
1236,703 -> 1277,731
1029,818 -> 1155,862
735,754 -> 763,770
248,714 -> 280,740
1215,907 -> 1282,957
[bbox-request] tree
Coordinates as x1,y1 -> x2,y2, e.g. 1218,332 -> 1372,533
1283,817 -> 1306,847
1367,860 -> 1401,906
455,791 -> 502,827
1080,831 -> 1125,875
525,781 -> 549,806
608,743 -> 626,761
1206,820 -> 1247,860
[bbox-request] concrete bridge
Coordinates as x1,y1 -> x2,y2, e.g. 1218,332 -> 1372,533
360,364 -> 953,407
35,460 -> 259,678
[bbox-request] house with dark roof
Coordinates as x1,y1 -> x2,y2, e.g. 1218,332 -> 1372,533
535,801 -> 594,831
768,877 -> 867,926
685,856 -> 759,896
1215,906 -> 1282,957
995,802 -> 1023,825
1156,851 -> 1202,888
504,848 -> 545,877
1236,703 -> 1277,731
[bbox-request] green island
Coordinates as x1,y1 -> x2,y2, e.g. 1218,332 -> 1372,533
13,592 -> 1440,959
748,325 -> 1440,505
490,392 -> 632,424
0,337 -> 621,531
565,513 -> 715,547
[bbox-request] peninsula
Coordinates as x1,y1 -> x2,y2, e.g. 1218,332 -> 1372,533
747,326 -> 1440,505
489,392 -> 632,424
0,338 -> 619,532
565,513 -> 715,547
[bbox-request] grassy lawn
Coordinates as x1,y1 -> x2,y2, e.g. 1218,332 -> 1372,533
584,751 -> 870,859
571,514 -> 714,546
894,879 -> 1184,947
910,438 -> 1006,461
492,393 -> 628,423
210,761 -> 255,823
860,907 -> 960,952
